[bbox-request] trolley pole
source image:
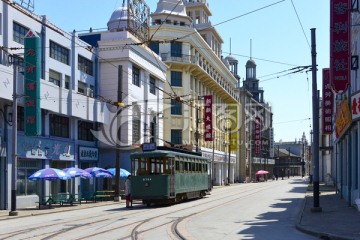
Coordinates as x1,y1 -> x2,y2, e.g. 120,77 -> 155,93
9,64 -> 18,216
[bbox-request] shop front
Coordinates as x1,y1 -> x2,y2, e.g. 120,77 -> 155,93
17,135 -> 75,208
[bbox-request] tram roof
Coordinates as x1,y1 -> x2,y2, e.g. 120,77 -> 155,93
130,150 -> 210,162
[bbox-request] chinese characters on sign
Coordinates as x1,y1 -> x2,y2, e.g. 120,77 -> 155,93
335,97 -> 351,138
204,95 -> 213,141
24,29 -> 41,136
254,117 -> 261,156
322,69 -> 334,134
78,146 -> 99,161
330,0 -> 350,93
351,91 -> 360,121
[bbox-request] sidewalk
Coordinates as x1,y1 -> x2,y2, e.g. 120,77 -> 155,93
296,184 -> 360,240
0,200 -> 120,221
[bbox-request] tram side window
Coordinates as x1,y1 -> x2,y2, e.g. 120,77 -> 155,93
175,161 -> 180,173
151,158 -> 163,174
184,162 -> 188,172
180,161 -> 184,172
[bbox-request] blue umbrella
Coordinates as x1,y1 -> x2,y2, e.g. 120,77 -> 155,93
107,168 -> 131,178
28,168 -> 71,181
93,171 -> 114,178
84,167 -> 113,177
63,167 -> 92,179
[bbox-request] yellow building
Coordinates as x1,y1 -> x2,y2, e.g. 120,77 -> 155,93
149,0 -> 240,185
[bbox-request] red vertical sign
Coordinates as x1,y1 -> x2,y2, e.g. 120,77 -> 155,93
322,69 -> 334,134
204,95 -> 213,141
254,117 -> 261,156
330,0 -> 350,93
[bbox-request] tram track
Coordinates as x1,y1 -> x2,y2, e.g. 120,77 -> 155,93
0,182 -> 278,240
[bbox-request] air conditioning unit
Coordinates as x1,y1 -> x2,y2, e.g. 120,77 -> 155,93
86,88 -> 94,97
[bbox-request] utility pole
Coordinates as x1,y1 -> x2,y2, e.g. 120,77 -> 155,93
311,28 -> 322,212
114,65 -> 123,202
9,63 -> 18,216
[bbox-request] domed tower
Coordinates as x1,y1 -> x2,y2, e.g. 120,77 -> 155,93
107,5 -> 129,32
225,54 -> 240,80
151,0 -> 192,27
243,58 -> 264,103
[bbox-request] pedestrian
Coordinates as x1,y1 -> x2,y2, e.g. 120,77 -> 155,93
275,174 -> 278,181
125,175 -> 132,208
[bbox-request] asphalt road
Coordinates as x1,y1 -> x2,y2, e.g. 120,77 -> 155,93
0,177 -> 317,240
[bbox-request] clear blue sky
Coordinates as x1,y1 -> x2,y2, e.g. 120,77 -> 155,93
32,0 -> 329,143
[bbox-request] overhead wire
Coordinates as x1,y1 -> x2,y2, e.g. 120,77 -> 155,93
290,0 -> 310,50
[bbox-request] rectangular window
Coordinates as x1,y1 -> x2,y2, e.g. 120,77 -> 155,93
17,160 -> 41,196
78,81 -> 86,94
132,66 -> 140,87
171,129 -> 182,145
17,106 -> 24,131
50,41 -> 70,65
149,41 -> 159,54
65,75 -> 70,90
13,22 -> 29,44
49,69 -> 61,87
78,55 -> 94,76
171,99 -> 182,115
78,121 -> 95,141
171,71 -> 182,86
171,41 -> 182,57
50,114 -> 69,138
149,77 -> 156,95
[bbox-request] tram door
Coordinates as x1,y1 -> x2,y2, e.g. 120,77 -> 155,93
167,158 -> 175,197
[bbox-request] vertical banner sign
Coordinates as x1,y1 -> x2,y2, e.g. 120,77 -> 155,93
204,95 -> 213,141
322,69 -> 334,134
330,0 -> 350,93
24,30 -> 41,136
229,105 -> 238,151
254,117 -> 261,156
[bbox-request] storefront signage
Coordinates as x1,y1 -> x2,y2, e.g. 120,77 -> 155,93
142,142 -> 156,152
254,117 -> 261,156
330,0 -> 351,93
79,146 -> 98,161
204,95 -> 213,141
17,135 -> 75,160
202,152 -> 236,163
229,105 -> 238,151
351,91 -> 360,121
335,97 -> 351,138
322,69 -> 334,134
24,29 -> 41,136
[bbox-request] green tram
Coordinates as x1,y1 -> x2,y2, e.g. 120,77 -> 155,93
130,146 -> 211,205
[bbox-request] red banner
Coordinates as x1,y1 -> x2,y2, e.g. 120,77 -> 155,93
204,95 -> 213,141
330,0 -> 350,93
322,69 -> 334,134
254,117 -> 261,156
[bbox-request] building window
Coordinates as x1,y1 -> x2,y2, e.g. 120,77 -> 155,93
50,114 -> 69,138
78,55 -> 93,76
171,129 -> 182,144
132,66 -> 140,87
171,71 -> 182,86
65,75 -> 70,90
171,41 -> 182,57
50,41 -> 70,65
17,159 -> 41,196
17,106 -> 24,131
13,22 -> 29,45
149,41 -> 159,54
171,99 -> 182,115
149,77 -> 156,95
78,81 -> 86,94
132,105 -> 141,144
78,121 -> 95,141
49,69 -> 61,86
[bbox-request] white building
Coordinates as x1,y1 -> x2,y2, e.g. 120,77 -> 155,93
0,1 -> 110,209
